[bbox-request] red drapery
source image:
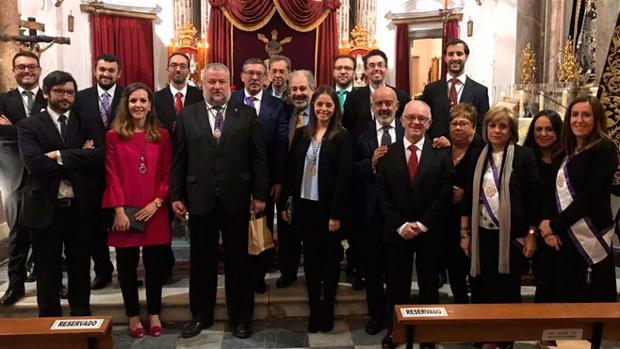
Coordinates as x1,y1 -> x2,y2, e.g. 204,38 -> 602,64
395,24 -> 410,96
90,14 -> 154,89
207,0 -> 340,86
441,19 -> 460,79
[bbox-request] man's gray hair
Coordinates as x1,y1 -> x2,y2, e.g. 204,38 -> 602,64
289,69 -> 316,89
407,100 -> 433,119
203,63 -> 230,80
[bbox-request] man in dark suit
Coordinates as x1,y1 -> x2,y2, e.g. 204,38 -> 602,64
171,63 -> 269,339
230,57 -> 288,294
351,86 -> 403,335
74,53 -> 123,290
377,100 -> 452,349
0,51 -> 46,305
17,71 -> 103,317
154,52 -> 204,136
421,38 -> 489,144
342,49 -> 410,131
265,55 -> 291,100
333,54 -> 356,112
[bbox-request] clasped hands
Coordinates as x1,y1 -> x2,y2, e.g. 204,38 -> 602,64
539,219 -> 561,251
112,200 -> 160,231
400,222 -> 423,240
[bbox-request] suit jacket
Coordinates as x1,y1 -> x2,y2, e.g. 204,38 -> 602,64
154,85 -> 204,134
342,85 -> 410,131
74,85 -> 123,133
230,90 -> 289,184
421,76 -> 489,139
0,88 -> 46,198
17,110 -> 104,230
282,127 -> 353,224
170,100 -> 269,216
351,119 -> 404,226
377,137 -> 453,245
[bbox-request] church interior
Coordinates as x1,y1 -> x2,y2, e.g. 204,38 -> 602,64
0,0 -> 620,348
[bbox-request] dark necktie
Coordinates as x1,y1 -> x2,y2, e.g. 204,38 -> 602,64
244,95 -> 254,107
337,90 -> 348,111
449,78 -> 458,108
23,90 -> 34,116
407,144 -> 418,183
175,92 -> 183,116
58,114 -> 67,141
380,125 -> 392,146
100,92 -> 111,127
214,108 -> 224,142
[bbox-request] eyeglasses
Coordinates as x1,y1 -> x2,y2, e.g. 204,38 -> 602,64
402,115 -> 429,124
169,63 -> 189,70
15,64 -> 40,71
51,88 -> 76,97
450,120 -> 472,128
366,62 -> 386,69
334,65 -> 354,71
243,70 -> 265,77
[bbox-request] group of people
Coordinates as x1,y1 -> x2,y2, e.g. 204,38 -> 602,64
0,37 -> 617,349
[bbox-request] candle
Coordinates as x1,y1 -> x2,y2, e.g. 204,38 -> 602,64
538,92 -> 544,111
519,90 -> 525,118
561,89 -> 569,111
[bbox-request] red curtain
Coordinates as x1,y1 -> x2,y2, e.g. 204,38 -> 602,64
316,9 -> 338,87
90,13 -> 154,89
441,19 -> 460,79
207,5 -> 233,69
395,23 -> 410,96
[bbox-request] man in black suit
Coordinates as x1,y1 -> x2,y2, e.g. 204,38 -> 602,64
17,71 -> 103,317
74,53 -> 123,290
154,52 -> 204,136
342,49 -> 410,131
351,86 -> 403,335
230,58 -> 288,294
171,63 -> 269,339
421,38 -> 489,144
377,100 -> 452,349
0,51 -> 46,305
333,54 -> 356,112
265,55 -> 291,100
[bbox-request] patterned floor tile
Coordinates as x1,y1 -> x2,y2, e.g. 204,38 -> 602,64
307,321 -> 354,347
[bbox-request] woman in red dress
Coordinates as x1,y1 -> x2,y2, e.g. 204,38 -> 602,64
102,82 -> 172,338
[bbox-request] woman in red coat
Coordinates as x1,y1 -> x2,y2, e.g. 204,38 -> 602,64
102,82 -> 172,338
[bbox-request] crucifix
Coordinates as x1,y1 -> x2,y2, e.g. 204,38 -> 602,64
0,17 -> 70,53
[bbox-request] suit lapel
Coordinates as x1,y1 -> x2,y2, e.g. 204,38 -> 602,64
8,90 -> 27,121
393,141 -> 410,185
361,86 -> 371,120
366,123 -> 378,152
219,103 -> 239,146
33,90 -> 46,115
41,111 -> 66,148
194,103 -> 215,146
460,77 -> 475,103
64,112 -> 80,147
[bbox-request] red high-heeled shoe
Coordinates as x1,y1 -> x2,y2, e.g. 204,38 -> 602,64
149,325 -> 163,337
129,327 -> 146,338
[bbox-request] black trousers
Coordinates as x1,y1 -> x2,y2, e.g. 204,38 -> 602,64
296,199 -> 341,317
533,237 -> 558,303
250,197 -> 275,284
469,227 -> 521,304
115,244 -> 168,316
189,203 -> 254,324
277,201 -> 301,280
91,211 -> 114,279
440,208 -> 470,304
385,236 -> 439,332
360,209 -> 387,322
5,188 -> 31,293
30,204 -> 91,317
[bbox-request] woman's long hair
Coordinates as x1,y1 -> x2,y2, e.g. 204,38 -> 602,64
523,109 -> 563,159
112,82 -> 162,142
560,95 -> 609,155
304,85 -> 343,141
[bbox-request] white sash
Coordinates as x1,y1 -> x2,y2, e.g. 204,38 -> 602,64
555,156 -> 614,266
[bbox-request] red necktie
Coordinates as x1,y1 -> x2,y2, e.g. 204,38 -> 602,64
407,144 -> 418,183
175,92 -> 183,115
449,77 -> 458,109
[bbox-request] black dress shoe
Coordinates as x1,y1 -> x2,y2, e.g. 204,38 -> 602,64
59,285 -> 68,299
351,275 -> 366,291
90,275 -> 112,290
307,312 -> 321,333
25,271 -> 37,283
321,304 -> 334,332
365,318 -> 384,335
254,279 -> 267,294
275,275 -> 297,288
232,322 -> 251,339
182,320 -> 211,338
382,334 -> 396,349
0,288 -> 25,306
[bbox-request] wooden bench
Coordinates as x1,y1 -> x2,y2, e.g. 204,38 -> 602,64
393,303 -> 620,349
0,316 -> 113,349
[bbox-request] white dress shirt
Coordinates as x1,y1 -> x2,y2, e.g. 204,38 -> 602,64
396,135 -> 428,236
170,84 -> 188,105
17,85 -> 40,116
244,88 -> 263,116
446,72 -> 467,103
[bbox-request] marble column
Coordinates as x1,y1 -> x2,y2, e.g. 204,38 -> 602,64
515,0 -> 546,84
0,0 -> 19,92
543,0 -> 570,83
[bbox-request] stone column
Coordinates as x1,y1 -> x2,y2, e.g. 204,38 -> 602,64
515,0 -> 546,84
543,0 -> 569,83
0,0 -> 19,92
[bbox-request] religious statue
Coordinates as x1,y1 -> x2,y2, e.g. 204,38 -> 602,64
257,29 -> 292,58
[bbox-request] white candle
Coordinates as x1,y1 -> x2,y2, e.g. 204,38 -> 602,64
561,89 -> 569,110
519,90 -> 525,118
538,92 -> 544,110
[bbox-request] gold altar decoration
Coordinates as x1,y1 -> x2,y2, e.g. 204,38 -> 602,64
521,43 -> 536,84
167,23 -> 207,87
557,38 -> 582,83
257,29 -> 293,58
339,25 -> 376,54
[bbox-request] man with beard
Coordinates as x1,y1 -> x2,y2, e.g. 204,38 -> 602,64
230,58 -> 288,294
342,49 -> 410,131
265,55 -> 291,100
351,86 -> 403,335
333,54 -> 356,112
74,53 -> 123,290
171,63 -> 268,339
421,39 -> 489,144
0,51 -> 46,305
17,71 -> 103,316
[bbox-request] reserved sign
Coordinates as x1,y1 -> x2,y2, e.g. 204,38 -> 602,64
400,307 -> 448,318
50,319 -> 104,330
541,328 -> 584,341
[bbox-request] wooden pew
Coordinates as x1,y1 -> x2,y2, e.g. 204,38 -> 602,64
393,303 -> 620,349
0,316 -> 113,349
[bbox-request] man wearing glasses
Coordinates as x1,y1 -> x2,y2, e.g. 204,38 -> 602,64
333,54 -> 356,112
342,49 -> 410,131
0,51 -> 46,305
